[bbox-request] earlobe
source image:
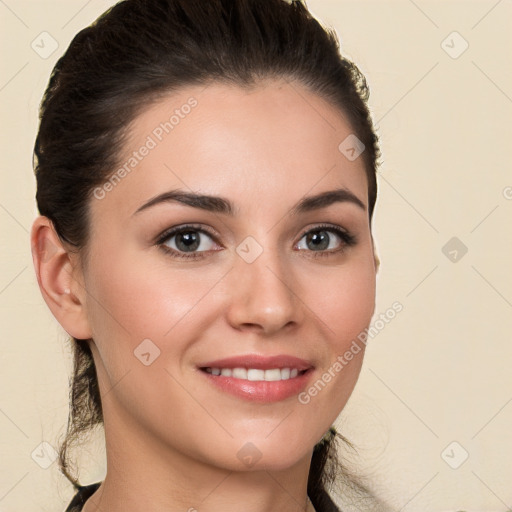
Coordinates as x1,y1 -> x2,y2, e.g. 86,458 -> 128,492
30,216 -> 92,339
370,236 -> 380,273
374,252 -> 380,273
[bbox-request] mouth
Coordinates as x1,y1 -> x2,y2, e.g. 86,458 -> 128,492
200,366 -> 308,381
196,354 -> 315,402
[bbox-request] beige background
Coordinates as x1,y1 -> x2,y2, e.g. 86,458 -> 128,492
1,0 -> 511,511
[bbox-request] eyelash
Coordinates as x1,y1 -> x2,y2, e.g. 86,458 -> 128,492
155,223 -> 357,260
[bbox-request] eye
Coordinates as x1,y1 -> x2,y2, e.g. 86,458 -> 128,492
156,223 -> 356,261
157,224 -> 221,259
295,224 -> 356,256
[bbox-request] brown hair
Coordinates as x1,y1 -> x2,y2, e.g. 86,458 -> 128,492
33,0 -> 381,508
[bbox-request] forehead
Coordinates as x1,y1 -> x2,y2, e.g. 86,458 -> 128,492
90,80 -> 368,222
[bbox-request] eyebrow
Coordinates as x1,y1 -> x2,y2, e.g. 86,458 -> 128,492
132,187 -> 366,217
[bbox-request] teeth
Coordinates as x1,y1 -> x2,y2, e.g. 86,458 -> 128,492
206,367 -> 303,381
232,368 -> 247,379
264,368 -> 281,381
247,369 -> 264,381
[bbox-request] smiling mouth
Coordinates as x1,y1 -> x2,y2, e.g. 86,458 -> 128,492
200,367 -> 309,382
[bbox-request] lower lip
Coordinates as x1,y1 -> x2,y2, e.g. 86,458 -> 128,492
199,369 -> 314,402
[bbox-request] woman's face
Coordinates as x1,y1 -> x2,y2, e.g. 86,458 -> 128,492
76,79 -> 377,472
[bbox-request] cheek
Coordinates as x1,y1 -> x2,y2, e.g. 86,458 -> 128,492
83,245 -> 233,406
305,258 -> 376,347
296,259 -> 375,412
84,251 -> 212,434
86,246 -> 217,344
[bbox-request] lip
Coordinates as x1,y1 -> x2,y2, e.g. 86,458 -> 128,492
197,354 -> 314,371
197,354 -> 315,403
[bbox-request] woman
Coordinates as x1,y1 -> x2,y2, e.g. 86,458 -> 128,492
30,0 -> 385,510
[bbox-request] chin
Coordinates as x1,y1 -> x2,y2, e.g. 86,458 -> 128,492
213,432 -> 317,473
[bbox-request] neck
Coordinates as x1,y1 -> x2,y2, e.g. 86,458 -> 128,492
82,403 -> 316,512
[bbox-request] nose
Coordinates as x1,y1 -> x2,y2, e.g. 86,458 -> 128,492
225,242 -> 303,336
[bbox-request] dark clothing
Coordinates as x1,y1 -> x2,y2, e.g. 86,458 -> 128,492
65,481 -> 341,511
64,482 -> 100,512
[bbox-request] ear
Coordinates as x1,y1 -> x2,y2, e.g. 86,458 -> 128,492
371,236 -> 380,273
30,216 -> 92,340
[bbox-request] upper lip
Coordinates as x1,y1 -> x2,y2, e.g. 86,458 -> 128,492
198,354 -> 314,371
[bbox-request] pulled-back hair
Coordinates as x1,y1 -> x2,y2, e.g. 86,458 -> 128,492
33,0 -> 382,509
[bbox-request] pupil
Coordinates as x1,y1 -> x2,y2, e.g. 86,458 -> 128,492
177,231 -> 199,251
308,231 -> 329,251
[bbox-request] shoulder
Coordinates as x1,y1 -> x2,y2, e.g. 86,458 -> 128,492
64,482 -> 101,512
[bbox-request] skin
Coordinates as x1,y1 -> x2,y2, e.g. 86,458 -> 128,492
31,79 -> 378,512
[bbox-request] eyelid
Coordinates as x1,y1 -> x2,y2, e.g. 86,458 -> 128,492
296,222 -> 354,243
155,223 -> 222,246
